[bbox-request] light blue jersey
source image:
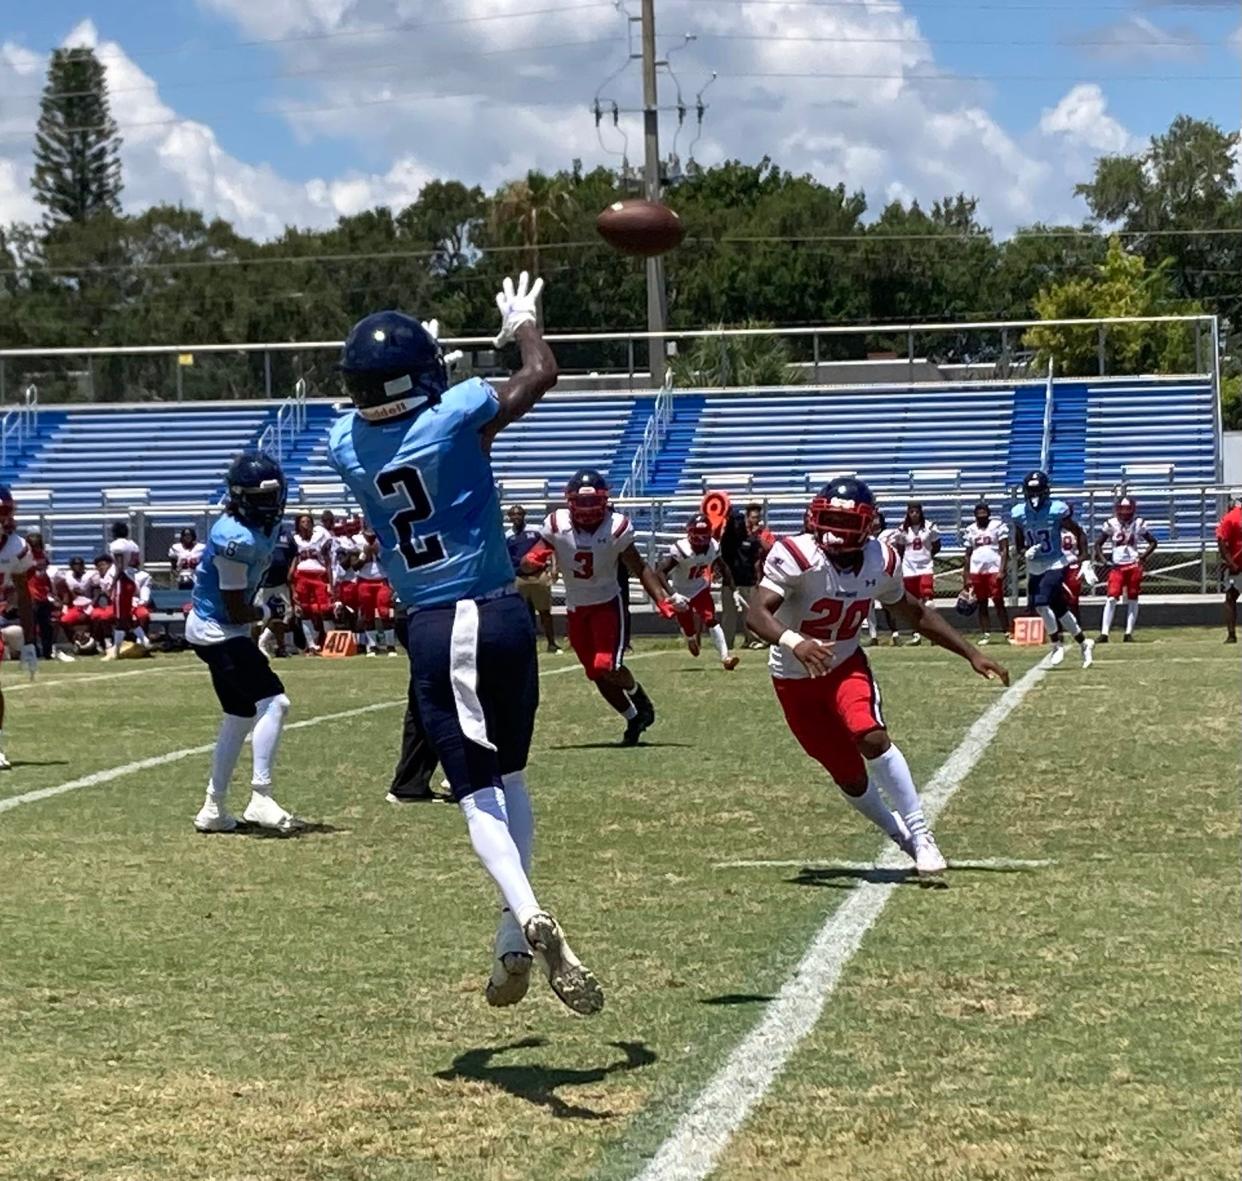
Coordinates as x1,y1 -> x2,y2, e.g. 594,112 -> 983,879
190,513 -> 280,636
327,377 -> 514,607
1011,498 -> 1070,572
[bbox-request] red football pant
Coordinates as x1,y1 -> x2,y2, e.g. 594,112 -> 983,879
970,571 -> 1004,603
112,576 -> 138,626
356,577 -> 392,624
675,587 -> 718,637
293,570 -> 331,619
337,580 -> 359,612
903,573 -> 934,601
567,596 -> 626,681
772,650 -> 886,787
1063,567 -> 1081,610
1106,564 -> 1143,599
61,606 -> 91,628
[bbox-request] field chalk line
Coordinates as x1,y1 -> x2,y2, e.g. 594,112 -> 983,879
0,649 -> 667,818
714,857 -> 1054,871
632,659 -> 1049,1181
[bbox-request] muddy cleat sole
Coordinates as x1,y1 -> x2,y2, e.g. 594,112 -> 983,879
486,951 -> 534,1007
523,912 -> 603,1016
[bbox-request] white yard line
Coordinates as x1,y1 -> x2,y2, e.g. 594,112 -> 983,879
0,649 -> 671,818
633,660 -> 1049,1181
713,857 -> 1054,871
4,663 -> 200,693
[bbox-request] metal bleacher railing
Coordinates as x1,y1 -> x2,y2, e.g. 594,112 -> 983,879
0,384 -> 38,470
256,378 -> 308,464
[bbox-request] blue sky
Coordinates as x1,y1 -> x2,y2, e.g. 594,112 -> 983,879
0,0 -> 1238,237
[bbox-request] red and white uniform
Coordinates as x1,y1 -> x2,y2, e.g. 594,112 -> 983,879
0,533 -> 34,611
169,541 -> 205,589
353,533 -> 392,622
539,507 -> 634,680
1101,514 -> 1147,599
898,523 -> 938,600
110,537 -> 140,578
666,536 -> 720,636
1218,506 -> 1242,590
332,533 -> 360,611
962,520 -> 1009,602
60,568 -> 94,627
1061,528 -> 1081,606
88,569 -> 115,625
130,569 -> 153,627
761,534 -> 903,786
292,526 -> 332,617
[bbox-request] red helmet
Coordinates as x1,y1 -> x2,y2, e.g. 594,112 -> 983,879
336,514 -> 362,537
566,467 -> 609,531
806,477 -> 877,555
686,514 -> 712,554
1115,496 -> 1136,523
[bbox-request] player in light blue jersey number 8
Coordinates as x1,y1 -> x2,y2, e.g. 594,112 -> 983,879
1010,469 -> 1094,668
328,274 -> 603,1017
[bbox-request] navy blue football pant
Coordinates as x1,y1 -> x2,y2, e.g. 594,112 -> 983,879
405,592 -> 538,801
1027,567 -> 1071,616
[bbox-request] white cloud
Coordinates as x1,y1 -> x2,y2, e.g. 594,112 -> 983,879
1039,84 -> 1137,156
1069,14 -> 1202,63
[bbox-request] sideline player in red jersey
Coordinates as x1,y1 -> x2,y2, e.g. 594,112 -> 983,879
1094,496 -> 1157,643
658,513 -> 740,671
1218,496 -> 1242,643
747,476 -> 1009,878
523,467 -> 675,746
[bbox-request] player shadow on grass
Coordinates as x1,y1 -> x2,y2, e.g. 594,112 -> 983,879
699,993 -> 775,1006
790,863 -> 1042,889
435,1036 -> 657,1120
547,741 -> 694,751
229,820 -> 341,840
3,759 -> 70,768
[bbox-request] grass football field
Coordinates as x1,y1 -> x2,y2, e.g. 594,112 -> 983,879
0,628 -> 1237,1181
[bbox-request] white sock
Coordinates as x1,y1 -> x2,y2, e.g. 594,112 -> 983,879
113,628 -> 125,650
1126,600 -> 1139,635
362,630 -> 375,650
301,620 -> 318,648
133,626 -> 147,643
842,781 -> 903,839
1058,611 -> 1083,641
866,607 -> 878,640
210,713 -> 253,800
1037,605 -> 1059,638
500,769 -> 535,874
865,744 -> 927,838
707,624 -> 729,661
258,626 -> 275,650
460,786 -> 540,926
1101,597 -> 1117,636
383,628 -> 397,648
250,694 -> 290,788
621,690 -> 638,721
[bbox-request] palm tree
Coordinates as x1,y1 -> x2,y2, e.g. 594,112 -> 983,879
489,172 -> 575,325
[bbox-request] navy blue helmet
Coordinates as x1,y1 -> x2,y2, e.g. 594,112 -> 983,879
339,310 -> 448,423
1022,469 -> 1051,510
566,467 -> 610,530
807,475 -> 877,554
225,451 -> 287,531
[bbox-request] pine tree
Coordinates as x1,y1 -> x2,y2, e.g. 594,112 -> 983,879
31,47 -> 123,226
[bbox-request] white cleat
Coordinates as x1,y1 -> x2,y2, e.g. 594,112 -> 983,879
889,810 -> 916,860
0,751 -> 11,771
366,647 -> 378,658
912,832 -> 948,878
194,796 -> 237,833
909,633 -> 922,646
1048,644 -> 1066,667
486,909 -> 534,1007
978,633 -> 990,646
1081,638 -> 1095,669
242,791 -> 305,834
101,648 -> 117,662
523,911 -> 604,1015
53,650 -> 76,663
387,649 -> 399,657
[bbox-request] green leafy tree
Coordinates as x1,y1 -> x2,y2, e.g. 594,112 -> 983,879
669,321 -> 802,388
31,47 -> 123,226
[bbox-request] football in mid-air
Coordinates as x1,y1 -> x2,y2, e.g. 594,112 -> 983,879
596,199 -> 685,257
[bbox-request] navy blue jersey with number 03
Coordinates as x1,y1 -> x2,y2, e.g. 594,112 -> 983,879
327,377 -> 516,607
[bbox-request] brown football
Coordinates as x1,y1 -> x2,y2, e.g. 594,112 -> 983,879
596,199 -> 685,257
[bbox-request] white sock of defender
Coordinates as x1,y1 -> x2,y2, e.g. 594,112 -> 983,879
866,744 -> 928,838
383,628 -> 397,648
210,713 -> 253,799
362,630 -> 375,650
1037,605 -> 1059,639
707,624 -> 729,661
500,769 -> 535,874
621,690 -> 638,721
1059,611 -> 1084,641
842,781 -> 903,839
301,620 -> 318,648
250,694 -> 290,789
1126,599 -> 1139,635
1101,597 -> 1117,636
112,628 -> 125,650
461,786 -> 540,926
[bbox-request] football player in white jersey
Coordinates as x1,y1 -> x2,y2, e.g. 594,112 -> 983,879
0,488 -> 40,767
747,477 -> 1009,877
1094,496 -> 1157,643
169,527 -> 206,591
961,501 -> 1010,643
103,522 -> 146,659
524,467 -> 675,745
893,502 -> 940,646
290,512 -> 332,653
658,513 -> 740,671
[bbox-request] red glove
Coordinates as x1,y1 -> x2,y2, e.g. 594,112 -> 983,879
522,541 -> 553,574
656,598 -> 676,619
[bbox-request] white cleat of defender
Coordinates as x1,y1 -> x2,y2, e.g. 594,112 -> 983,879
194,796 -> 238,833
485,909 -> 534,1008
1048,644 -> 1066,667
242,791 -> 305,834
889,810 -> 917,859
1081,638 -> 1095,669
523,911 -> 604,1015
912,832 -> 948,878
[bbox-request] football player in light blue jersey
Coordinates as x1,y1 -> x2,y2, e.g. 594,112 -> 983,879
188,452 -> 304,834
328,274 -> 603,1017
1011,469 -> 1094,668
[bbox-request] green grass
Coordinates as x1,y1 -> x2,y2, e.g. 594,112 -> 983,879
0,631 -> 1236,1181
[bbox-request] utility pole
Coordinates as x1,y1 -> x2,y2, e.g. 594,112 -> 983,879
640,0 -> 668,386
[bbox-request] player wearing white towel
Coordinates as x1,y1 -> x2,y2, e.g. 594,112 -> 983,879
658,513 -> 740,671
1094,496 -> 1157,643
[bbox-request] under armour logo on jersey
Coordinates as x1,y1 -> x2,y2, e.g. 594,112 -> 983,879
865,578 -> 877,587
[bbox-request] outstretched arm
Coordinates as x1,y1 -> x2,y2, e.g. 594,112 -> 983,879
483,274 -> 557,442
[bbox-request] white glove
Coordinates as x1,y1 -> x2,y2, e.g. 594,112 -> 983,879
420,318 -> 463,372
20,642 -> 37,681
492,271 -> 544,348
1025,544 -> 1041,563
733,590 -> 748,612
669,593 -> 691,612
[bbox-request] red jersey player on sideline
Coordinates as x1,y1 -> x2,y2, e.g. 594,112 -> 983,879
1217,497 -> 1242,643
746,476 -> 1009,878
658,513 -> 740,671
1094,496 -> 1157,643
522,467 -> 675,746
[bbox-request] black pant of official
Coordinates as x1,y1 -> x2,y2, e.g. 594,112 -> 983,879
390,614 -> 440,797
34,601 -> 54,660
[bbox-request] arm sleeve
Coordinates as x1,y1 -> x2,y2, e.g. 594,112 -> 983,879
214,556 -> 251,591
611,515 -> 636,552
758,544 -> 801,598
